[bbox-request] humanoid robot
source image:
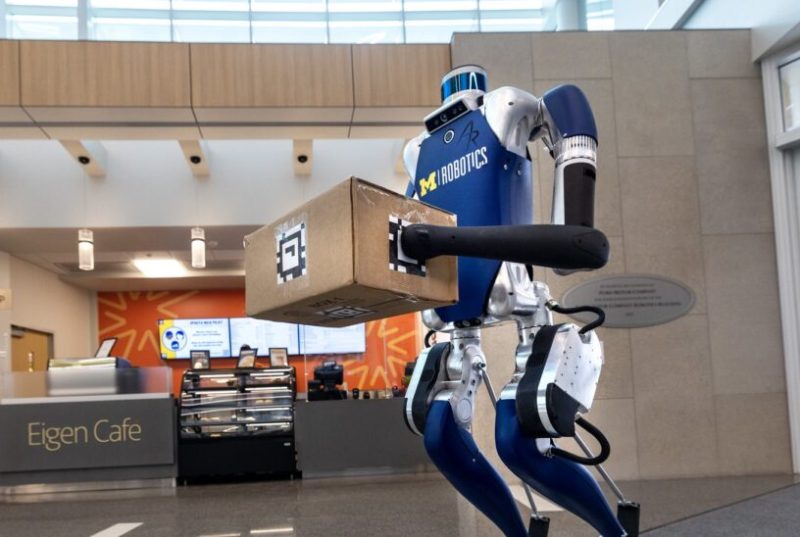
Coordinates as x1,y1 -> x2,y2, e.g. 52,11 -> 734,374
400,66 -> 639,537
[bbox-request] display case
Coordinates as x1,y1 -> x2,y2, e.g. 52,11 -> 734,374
177,367 -> 298,481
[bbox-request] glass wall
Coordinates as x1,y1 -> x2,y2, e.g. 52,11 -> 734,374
5,0 -> 79,40
1,0 -> 608,43
586,0 -> 613,30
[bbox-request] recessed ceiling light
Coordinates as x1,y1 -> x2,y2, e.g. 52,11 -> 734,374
133,258 -> 186,278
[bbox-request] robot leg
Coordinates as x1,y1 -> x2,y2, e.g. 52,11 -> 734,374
425,400 -> 528,537
405,340 -> 528,537
481,365 -> 551,537
573,431 -> 641,537
496,398 -> 626,537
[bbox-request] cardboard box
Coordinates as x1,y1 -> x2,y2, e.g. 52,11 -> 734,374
245,177 -> 458,327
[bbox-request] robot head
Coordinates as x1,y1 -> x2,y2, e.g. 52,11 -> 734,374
441,65 -> 488,104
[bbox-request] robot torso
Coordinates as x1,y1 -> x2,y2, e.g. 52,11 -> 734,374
412,105 -> 533,325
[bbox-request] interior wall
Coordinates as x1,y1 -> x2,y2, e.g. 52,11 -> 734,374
96,290 -> 420,396
684,0 -> 800,59
0,139 -> 409,230
8,255 -> 92,358
453,29 -> 791,480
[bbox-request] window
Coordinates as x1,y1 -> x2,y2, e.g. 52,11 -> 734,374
172,0 -> 250,42
5,0 -> 78,39
329,1 -> 403,44
404,0 -> 479,43
479,0 -> 544,32
760,43 -> 800,474
88,1 -> 171,42
780,57 -> 800,132
586,0 -> 614,31
251,0 -> 327,43
0,0 -> 588,43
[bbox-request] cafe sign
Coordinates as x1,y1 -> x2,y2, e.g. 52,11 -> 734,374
0,398 -> 174,473
561,275 -> 695,328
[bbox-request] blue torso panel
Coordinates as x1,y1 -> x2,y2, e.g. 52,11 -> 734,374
414,107 -> 533,324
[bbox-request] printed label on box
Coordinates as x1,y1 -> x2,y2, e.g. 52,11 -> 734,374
276,221 -> 307,284
389,215 -> 426,277
317,305 -> 373,319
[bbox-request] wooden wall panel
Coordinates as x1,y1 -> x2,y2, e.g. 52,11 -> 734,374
352,44 -> 451,107
191,44 -> 353,108
0,41 -> 20,105
20,41 -> 191,107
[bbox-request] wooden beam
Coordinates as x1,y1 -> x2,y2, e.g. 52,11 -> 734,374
352,45 -> 450,107
59,140 -> 106,177
293,139 -> 313,177
190,44 -> 353,108
178,140 -> 209,177
21,41 -> 191,107
396,139 -> 410,175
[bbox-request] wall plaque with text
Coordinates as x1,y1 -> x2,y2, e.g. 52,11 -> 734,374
561,275 -> 695,328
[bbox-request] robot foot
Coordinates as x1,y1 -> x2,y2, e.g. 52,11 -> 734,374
617,502 -> 640,537
528,515 -> 550,537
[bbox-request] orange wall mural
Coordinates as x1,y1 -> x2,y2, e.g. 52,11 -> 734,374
97,290 -> 420,396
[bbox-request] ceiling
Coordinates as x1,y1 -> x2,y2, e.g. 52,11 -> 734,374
0,225 -> 258,291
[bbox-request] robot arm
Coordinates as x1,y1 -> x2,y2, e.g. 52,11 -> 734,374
400,88 -> 607,274
403,83 -> 598,234
485,84 -> 599,229
540,85 -> 599,229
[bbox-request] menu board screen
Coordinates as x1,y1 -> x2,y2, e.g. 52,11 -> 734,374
229,318 -> 300,356
299,324 -> 366,355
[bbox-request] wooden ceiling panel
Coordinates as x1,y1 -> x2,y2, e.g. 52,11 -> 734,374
21,41 -> 191,108
191,44 -> 353,108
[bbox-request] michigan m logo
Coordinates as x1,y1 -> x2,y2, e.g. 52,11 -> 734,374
418,172 -> 437,197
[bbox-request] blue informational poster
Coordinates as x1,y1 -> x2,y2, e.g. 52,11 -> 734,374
159,318 -> 231,359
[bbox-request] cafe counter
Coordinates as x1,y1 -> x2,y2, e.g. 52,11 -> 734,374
0,367 -> 176,493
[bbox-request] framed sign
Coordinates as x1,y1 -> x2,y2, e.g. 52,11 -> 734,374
190,350 -> 210,370
237,348 -> 258,369
95,338 -> 117,358
269,347 -> 289,367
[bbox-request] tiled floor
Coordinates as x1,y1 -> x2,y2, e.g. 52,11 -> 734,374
646,481 -> 800,536
0,473 -> 797,537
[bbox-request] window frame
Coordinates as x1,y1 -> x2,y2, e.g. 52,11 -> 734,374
761,40 -> 800,473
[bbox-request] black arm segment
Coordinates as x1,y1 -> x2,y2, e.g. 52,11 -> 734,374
564,161 -> 596,228
400,224 -> 609,270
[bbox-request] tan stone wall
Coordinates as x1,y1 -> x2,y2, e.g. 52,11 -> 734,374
452,29 -> 791,480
